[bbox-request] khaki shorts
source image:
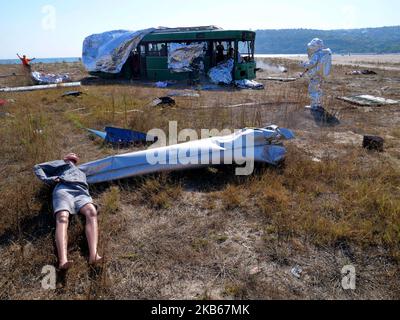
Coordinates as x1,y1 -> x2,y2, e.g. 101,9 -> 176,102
53,183 -> 94,216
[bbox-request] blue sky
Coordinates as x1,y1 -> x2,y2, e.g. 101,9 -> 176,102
1,0 -> 399,58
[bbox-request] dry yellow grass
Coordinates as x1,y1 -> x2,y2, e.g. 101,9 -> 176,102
0,59 -> 399,300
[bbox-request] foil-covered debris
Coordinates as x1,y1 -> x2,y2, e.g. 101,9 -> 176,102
208,59 -> 234,84
31,71 -> 71,85
82,28 -> 155,74
80,126 -> 295,184
235,79 -> 264,90
168,43 -> 206,73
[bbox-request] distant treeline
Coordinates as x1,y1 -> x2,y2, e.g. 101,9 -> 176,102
255,26 -> 400,54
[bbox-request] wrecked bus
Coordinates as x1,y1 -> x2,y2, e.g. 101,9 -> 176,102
83,26 -> 257,83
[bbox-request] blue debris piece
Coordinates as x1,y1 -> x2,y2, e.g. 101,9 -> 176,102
87,129 -> 107,140
87,127 -> 154,145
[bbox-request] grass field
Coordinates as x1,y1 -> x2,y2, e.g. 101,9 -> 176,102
0,59 -> 399,300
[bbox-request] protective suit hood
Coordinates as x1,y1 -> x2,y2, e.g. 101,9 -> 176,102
307,38 -> 325,57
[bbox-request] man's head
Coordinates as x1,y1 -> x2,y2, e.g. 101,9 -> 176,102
64,153 -> 80,165
23,55 -> 26,59
307,38 -> 324,57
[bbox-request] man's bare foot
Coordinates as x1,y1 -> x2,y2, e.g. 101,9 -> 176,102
89,255 -> 103,266
59,261 -> 74,271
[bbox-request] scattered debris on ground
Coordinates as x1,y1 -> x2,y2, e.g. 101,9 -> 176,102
31,71 -> 71,85
363,135 -> 385,152
62,91 -> 85,97
347,70 -> 377,75
291,266 -> 303,279
87,127 -> 155,146
260,76 -> 298,82
234,79 -> 264,90
150,96 -> 176,107
81,127 -> 295,184
167,90 -> 200,98
337,95 -> 399,106
0,82 -> 81,93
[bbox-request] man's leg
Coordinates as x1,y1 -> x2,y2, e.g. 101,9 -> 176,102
308,77 -> 323,109
80,204 -> 102,264
55,211 -> 71,269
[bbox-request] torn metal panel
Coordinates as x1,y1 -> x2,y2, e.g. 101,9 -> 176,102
80,127 -> 295,184
82,28 -> 155,74
338,95 -> 399,106
31,71 -> 71,85
168,43 -> 206,73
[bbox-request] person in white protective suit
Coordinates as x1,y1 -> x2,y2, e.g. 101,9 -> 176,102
300,38 -> 332,110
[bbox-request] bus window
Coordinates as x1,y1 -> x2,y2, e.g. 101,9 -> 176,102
214,41 -> 234,64
238,41 -> 255,63
148,43 -> 168,57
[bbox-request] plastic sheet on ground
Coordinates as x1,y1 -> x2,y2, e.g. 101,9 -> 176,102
337,95 -> 399,106
79,126 -> 295,184
235,79 -> 264,90
31,71 -> 71,85
82,28 -> 155,74
168,43 -> 206,73
208,59 -> 234,84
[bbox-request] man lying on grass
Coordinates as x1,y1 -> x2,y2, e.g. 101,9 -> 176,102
34,153 -> 102,270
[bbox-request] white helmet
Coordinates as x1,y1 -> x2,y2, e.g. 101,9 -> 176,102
307,38 -> 324,57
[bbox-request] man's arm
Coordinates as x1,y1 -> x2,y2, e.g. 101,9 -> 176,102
16,54 -> 22,60
33,163 -> 60,186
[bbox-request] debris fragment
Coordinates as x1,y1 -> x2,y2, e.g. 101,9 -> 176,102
31,71 -> 71,85
363,135 -> 384,152
234,79 -> 264,90
0,112 -> 14,118
150,97 -> 176,107
168,42 -> 206,73
80,126 -> 295,184
62,91 -> 84,97
167,90 -> 200,98
259,77 -> 298,82
0,99 -> 6,107
291,266 -> 303,279
155,81 -> 169,88
347,70 -> 377,75
208,59 -> 234,84
87,127 -> 155,145
0,82 -> 81,93
338,95 -> 399,106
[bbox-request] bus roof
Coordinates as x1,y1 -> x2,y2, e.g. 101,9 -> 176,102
141,28 -> 256,43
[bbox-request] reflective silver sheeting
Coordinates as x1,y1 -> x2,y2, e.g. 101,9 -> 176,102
301,39 -> 332,108
79,127 -> 295,184
82,28 -> 155,74
208,59 -> 234,84
31,71 -> 71,85
168,43 -> 206,73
